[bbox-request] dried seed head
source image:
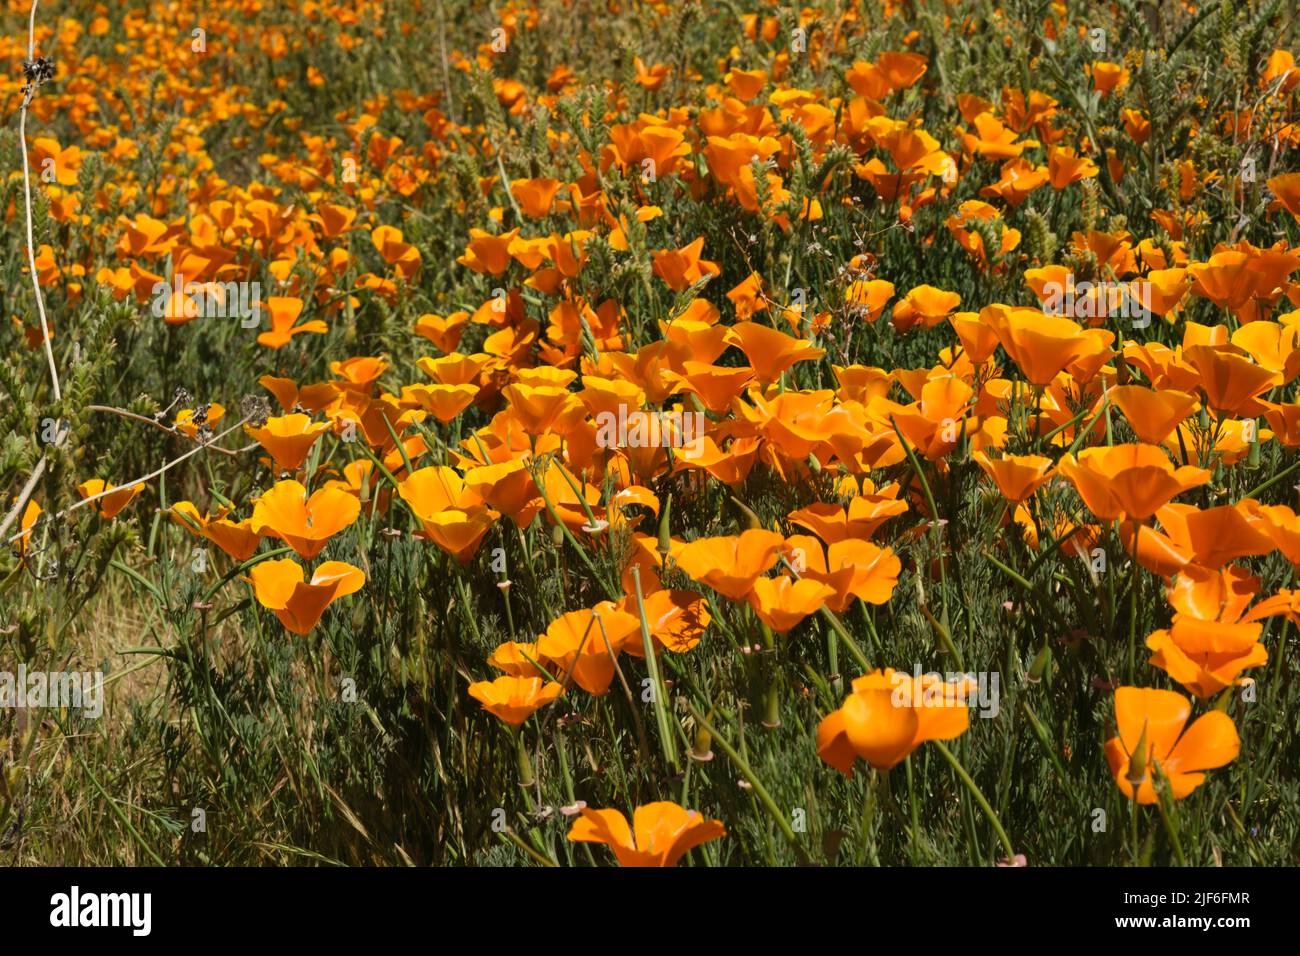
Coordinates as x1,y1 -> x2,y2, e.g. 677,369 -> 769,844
240,394 -> 271,428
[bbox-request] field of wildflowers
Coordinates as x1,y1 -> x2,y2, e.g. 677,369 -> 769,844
1,0 -> 1299,868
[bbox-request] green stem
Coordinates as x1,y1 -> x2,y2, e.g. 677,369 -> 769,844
687,703 -> 811,864
933,741 -> 1015,864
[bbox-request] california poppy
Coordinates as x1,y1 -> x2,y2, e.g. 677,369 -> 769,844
77,479 -> 145,519
673,529 -> 785,600
248,558 -> 365,635
747,575 -> 835,632
786,535 -> 901,612
252,480 -> 360,559
171,501 -> 263,561
725,321 -> 825,383
536,602 -> 640,694
467,675 -> 564,725
1104,687 -> 1239,804
971,451 -> 1053,503
1110,386 -> 1198,444
246,413 -> 331,471
983,306 -> 1091,386
257,296 -> 328,349
818,669 -> 972,774
568,802 -> 725,867
1057,444 -> 1210,521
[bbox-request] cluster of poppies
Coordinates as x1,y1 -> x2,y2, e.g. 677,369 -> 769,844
8,0 -> 1300,865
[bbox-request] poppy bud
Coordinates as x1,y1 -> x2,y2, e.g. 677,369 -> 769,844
1027,642 -> 1052,683
1125,721 -> 1149,791
657,492 -> 673,559
516,733 -> 535,788
1115,354 -> 1130,386
690,725 -> 714,762
551,522 -> 565,547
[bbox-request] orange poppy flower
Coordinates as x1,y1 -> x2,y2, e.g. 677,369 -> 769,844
371,224 -> 421,280
398,466 -> 498,561
1140,268 -> 1193,318
257,296 -> 328,349
461,460 -> 543,528
1124,502 -> 1273,575
16,499 -> 41,557
788,486 -> 908,542
467,675 -> 564,725
1139,564 -> 1270,697
887,375 -> 974,461
1250,503 -> 1300,565
310,202 -> 357,238
1109,386 -> 1198,444
1090,61 -> 1129,95
536,602 -> 640,694
983,306 -> 1092,386
414,311 -> 469,353
979,158 -> 1049,207
457,228 -> 519,276
1263,49 -> 1299,90
1104,687 -> 1239,804
487,641 -> 546,678
401,383 -> 479,423
1165,565 -> 1264,645
331,356 -> 388,394
725,321 -> 825,383
1147,630 -> 1267,700
726,272 -> 768,320
961,112 -> 1028,160
673,529 -> 785,600
971,451 -> 1053,503
786,535 -> 901,612
246,413 -> 331,471
77,479 -> 145,519
949,309 -> 1002,364
1269,172 -> 1300,221
501,381 -> 586,436
568,802 -> 725,867
1182,345 -> 1279,417
893,285 -> 961,332
1046,146 -> 1098,189
251,480 -> 360,559
747,575 -> 835,632
171,501 -> 263,561
1056,444 -> 1210,520
247,558 -> 365,635
174,403 -> 225,439
651,237 -> 721,292
1116,110 -> 1149,146
421,508 -> 499,562
510,177 -> 561,219
843,278 -> 895,323
663,361 -> 751,413
818,668 -> 972,774
623,589 -> 711,654
724,67 -> 767,100
259,376 -> 339,414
